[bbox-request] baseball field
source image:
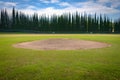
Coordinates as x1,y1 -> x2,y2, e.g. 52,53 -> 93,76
0,33 -> 120,80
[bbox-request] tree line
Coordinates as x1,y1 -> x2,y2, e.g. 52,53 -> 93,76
0,7 -> 120,33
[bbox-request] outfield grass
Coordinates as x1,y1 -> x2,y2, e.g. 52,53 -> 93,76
0,34 -> 120,80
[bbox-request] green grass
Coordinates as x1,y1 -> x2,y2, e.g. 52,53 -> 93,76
0,33 -> 120,80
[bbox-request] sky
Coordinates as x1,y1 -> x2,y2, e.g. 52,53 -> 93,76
0,0 -> 120,20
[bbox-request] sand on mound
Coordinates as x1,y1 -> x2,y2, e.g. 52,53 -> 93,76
13,38 -> 111,50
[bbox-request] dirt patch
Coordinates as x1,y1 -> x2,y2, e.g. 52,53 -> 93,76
13,38 -> 111,50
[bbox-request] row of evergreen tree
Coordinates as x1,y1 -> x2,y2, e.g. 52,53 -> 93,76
0,8 -> 120,33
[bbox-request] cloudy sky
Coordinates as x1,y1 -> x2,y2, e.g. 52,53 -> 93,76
0,0 -> 120,20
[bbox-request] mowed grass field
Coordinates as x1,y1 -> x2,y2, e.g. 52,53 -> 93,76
0,33 -> 120,80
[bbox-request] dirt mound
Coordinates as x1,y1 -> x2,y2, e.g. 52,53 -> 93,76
13,38 -> 111,50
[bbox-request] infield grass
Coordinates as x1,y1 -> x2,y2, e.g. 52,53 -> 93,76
0,33 -> 120,80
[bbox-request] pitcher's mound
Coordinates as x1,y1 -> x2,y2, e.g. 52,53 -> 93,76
13,38 -> 111,50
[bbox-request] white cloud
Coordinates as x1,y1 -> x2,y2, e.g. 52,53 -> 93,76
23,0 -> 30,1
74,1 -> 120,14
0,1 -> 17,7
98,0 -> 119,3
39,0 -> 50,4
38,7 -> 62,16
111,3 -> 120,8
26,5 -> 37,9
97,0 -> 120,8
19,7 -> 63,16
40,0 -> 59,4
19,8 -> 35,15
98,0 -> 109,3
51,0 -> 59,3
17,0 -> 120,18
58,2 -> 71,7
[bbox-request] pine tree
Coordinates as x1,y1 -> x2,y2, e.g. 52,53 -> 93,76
12,7 -> 16,29
114,19 -> 120,33
0,7 -> 120,33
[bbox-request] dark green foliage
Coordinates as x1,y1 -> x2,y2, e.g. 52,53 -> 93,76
0,9 -> 9,29
0,7 -> 120,33
12,7 -> 16,29
114,19 -> 120,33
